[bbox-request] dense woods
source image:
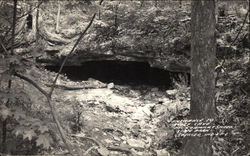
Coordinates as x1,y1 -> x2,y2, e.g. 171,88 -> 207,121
0,0 -> 249,155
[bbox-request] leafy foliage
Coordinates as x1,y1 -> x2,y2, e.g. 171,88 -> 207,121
0,0 -> 249,155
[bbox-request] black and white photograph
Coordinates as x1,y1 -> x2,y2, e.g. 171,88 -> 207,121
0,0 -> 249,155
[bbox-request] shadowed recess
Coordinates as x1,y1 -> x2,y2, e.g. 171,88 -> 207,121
45,60 -> 176,88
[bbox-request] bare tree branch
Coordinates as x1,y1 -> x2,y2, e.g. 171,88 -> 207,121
14,71 -> 76,155
217,8 -> 249,79
14,72 -> 49,97
230,8 -> 249,46
12,1 -> 105,155
0,39 -> 8,55
48,0 -> 104,97
48,13 -> 97,96
46,98 -> 76,155
44,1 -> 105,156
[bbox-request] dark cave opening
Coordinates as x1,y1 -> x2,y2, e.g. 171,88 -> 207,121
45,60 -> 181,89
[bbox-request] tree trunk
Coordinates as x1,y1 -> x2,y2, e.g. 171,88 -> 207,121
56,1 -> 60,34
98,9 -> 101,20
215,0 -> 218,23
182,0 -> 216,156
249,0 -> 250,49
36,1 -> 40,41
190,0 -> 216,119
2,0 -> 17,153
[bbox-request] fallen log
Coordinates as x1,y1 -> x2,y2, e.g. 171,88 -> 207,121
45,83 -> 107,90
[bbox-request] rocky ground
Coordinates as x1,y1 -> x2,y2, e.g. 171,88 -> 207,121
22,67 -> 190,156
12,44 -> 247,155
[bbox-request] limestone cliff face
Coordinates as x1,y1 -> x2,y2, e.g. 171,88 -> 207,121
32,1 -> 247,73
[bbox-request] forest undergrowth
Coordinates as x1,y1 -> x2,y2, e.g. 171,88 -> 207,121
0,1 -> 249,155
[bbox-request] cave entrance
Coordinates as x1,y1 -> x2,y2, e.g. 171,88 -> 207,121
45,60 -> 173,89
